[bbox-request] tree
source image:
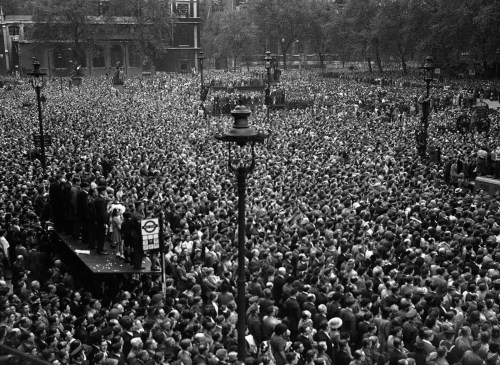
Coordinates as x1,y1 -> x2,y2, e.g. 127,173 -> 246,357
24,0 -> 96,64
0,0 -> 30,15
106,0 -> 176,60
339,0 -> 380,72
371,0 -> 425,74
416,0 -> 472,71
304,0 -> 339,71
202,8 -> 258,71
465,0 -> 500,67
249,0 -> 307,69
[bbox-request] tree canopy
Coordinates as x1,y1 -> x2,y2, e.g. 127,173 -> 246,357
243,0 -> 500,72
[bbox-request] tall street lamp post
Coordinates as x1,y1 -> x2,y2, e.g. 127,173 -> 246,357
496,48 -> 500,81
57,53 -> 64,95
197,50 -> 206,101
28,58 -> 47,170
215,104 -> 266,362
418,55 -> 435,160
264,51 -> 273,128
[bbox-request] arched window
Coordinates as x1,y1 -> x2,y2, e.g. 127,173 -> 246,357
93,46 -> 105,67
110,45 -> 124,66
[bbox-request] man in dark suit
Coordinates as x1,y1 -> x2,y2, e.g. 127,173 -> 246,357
283,288 -> 301,340
203,292 -> 219,320
340,298 -> 358,346
389,338 -> 407,365
272,267 -> 287,305
94,186 -> 109,255
130,201 -> 145,269
61,173 -> 73,234
49,174 -> 64,229
69,177 -> 81,238
76,182 -> 90,245
314,321 -> 334,360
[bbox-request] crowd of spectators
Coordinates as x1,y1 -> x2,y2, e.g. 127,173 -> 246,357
0,66 -> 500,365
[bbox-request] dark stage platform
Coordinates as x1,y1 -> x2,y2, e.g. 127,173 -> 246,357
474,176 -> 500,195
55,232 -> 156,275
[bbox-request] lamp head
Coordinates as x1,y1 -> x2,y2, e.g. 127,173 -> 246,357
420,55 -> 434,83
197,50 -> 206,64
215,103 -> 267,173
265,51 -> 272,71
27,58 -> 46,79
215,104 -> 266,147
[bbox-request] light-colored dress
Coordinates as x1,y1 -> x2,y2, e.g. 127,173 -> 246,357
111,215 -> 122,245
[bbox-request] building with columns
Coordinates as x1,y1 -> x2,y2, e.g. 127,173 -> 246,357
0,0 -> 202,76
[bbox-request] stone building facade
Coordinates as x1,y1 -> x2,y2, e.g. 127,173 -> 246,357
0,0 -> 202,76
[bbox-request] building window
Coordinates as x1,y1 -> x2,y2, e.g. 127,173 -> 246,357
9,26 -> 20,36
174,24 -> 192,47
175,2 -> 190,17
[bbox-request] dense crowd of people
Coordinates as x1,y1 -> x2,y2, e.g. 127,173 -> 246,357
0,65 -> 500,365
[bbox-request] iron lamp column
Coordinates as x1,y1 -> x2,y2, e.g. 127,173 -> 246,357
496,48 -> 500,80
215,105 -> 266,362
197,50 -> 206,101
264,51 -> 273,129
418,55 -> 434,159
28,58 -> 47,170
58,53 -> 64,95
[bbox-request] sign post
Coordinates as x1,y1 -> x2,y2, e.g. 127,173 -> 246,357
141,218 -> 160,252
159,212 -> 166,293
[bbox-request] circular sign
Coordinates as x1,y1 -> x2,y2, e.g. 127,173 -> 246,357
142,220 -> 158,233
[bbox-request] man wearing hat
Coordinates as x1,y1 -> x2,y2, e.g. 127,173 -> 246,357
328,317 -> 342,349
402,309 -> 419,352
95,185 -> 110,255
69,339 -> 86,364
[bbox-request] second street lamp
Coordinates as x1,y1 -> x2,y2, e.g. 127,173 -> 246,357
496,48 -> 500,81
417,55 -> 435,160
57,53 -> 64,95
27,58 -> 47,170
264,51 -> 273,129
197,50 -> 207,101
215,104 -> 266,362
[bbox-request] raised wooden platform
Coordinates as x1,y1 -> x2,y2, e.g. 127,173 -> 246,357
474,176 -> 500,195
55,231 -> 156,275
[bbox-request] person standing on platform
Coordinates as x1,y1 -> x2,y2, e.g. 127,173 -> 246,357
121,211 -> 132,263
94,186 -> 110,255
76,182 -> 91,245
62,173 -> 73,235
493,145 -> 500,179
49,174 -> 64,230
110,208 -> 124,259
477,145 -> 488,176
69,176 -> 82,239
130,201 -> 145,269
87,188 -> 98,250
